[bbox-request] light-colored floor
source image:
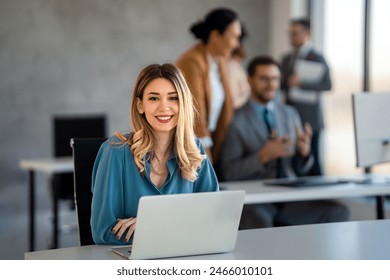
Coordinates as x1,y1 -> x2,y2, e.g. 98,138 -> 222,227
1,181 -> 389,260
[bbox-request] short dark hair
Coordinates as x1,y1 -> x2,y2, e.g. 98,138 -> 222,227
290,18 -> 311,30
190,8 -> 238,43
239,22 -> 248,43
247,55 -> 280,76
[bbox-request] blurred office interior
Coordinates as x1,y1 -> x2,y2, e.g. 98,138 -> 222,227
0,0 -> 389,259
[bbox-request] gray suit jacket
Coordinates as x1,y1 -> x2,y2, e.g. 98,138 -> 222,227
280,48 -> 331,132
216,100 -> 313,181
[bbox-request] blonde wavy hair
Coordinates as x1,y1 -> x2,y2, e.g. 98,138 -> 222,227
116,63 -> 204,181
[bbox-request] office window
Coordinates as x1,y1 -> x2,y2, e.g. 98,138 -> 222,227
323,0 -> 364,175
370,0 -> 390,173
324,0 -> 390,175
370,0 -> 390,91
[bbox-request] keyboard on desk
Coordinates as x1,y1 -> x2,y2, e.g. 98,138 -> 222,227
263,177 -> 350,187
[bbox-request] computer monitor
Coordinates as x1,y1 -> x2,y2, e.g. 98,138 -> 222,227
352,92 -> 390,168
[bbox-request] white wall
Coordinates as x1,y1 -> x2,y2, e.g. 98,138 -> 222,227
0,0 -> 271,187
269,0 -> 308,60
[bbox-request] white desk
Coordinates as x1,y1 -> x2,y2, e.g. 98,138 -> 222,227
25,219 -> 390,260
19,157 -> 73,252
221,176 -> 390,219
20,159 -> 390,253
20,157 -> 73,174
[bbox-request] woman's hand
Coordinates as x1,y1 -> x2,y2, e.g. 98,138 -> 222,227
112,217 -> 137,243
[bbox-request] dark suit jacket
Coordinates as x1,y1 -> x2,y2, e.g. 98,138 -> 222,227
280,48 -> 331,132
216,100 -> 313,181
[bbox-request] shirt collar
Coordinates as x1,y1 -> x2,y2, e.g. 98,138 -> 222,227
207,54 -> 219,72
296,41 -> 312,58
250,99 -> 274,113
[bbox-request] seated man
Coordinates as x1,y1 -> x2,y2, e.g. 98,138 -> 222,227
216,55 -> 349,228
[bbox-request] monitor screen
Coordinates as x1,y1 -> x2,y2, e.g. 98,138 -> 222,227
352,92 -> 390,168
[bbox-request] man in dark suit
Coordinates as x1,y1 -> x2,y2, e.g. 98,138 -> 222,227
217,56 -> 348,228
280,18 -> 332,176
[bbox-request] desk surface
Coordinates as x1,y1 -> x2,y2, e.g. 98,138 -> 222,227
221,176 -> 390,204
19,157 -> 390,252
19,157 -> 73,174
19,157 -> 390,203
25,219 -> 390,260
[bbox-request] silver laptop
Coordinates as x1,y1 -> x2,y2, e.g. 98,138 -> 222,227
111,190 -> 245,259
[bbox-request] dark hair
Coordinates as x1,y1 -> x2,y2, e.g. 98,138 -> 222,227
239,22 -> 248,43
290,18 -> 311,30
247,55 -> 280,76
190,8 -> 238,43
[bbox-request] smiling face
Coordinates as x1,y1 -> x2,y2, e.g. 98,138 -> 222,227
208,20 -> 242,58
137,78 -> 179,139
248,64 -> 281,104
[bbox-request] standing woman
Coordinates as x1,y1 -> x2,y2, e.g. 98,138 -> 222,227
177,8 -> 242,163
91,64 -> 219,245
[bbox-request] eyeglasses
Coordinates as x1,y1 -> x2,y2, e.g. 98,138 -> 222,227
289,31 -> 303,37
257,76 -> 280,83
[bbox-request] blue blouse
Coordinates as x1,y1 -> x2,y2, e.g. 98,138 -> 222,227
91,135 -> 219,245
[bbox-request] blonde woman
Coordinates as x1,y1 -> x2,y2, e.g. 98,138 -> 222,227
91,63 -> 219,245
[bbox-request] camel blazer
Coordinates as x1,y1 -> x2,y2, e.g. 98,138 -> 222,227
176,43 -> 234,162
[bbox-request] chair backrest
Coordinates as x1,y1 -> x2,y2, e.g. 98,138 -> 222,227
53,114 -> 106,200
54,114 -> 107,157
71,137 -> 107,246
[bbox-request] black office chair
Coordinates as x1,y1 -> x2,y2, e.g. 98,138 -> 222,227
50,114 -> 106,248
71,137 -> 107,246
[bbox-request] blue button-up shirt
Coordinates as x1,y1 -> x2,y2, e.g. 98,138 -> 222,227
91,135 -> 219,245
250,100 -> 275,132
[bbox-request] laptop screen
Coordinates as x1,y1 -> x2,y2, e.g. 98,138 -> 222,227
112,190 -> 245,259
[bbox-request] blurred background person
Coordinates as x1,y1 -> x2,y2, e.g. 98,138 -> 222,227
217,55 -> 348,228
280,18 -> 332,176
227,24 -> 251,109
176,7 -> 242,164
